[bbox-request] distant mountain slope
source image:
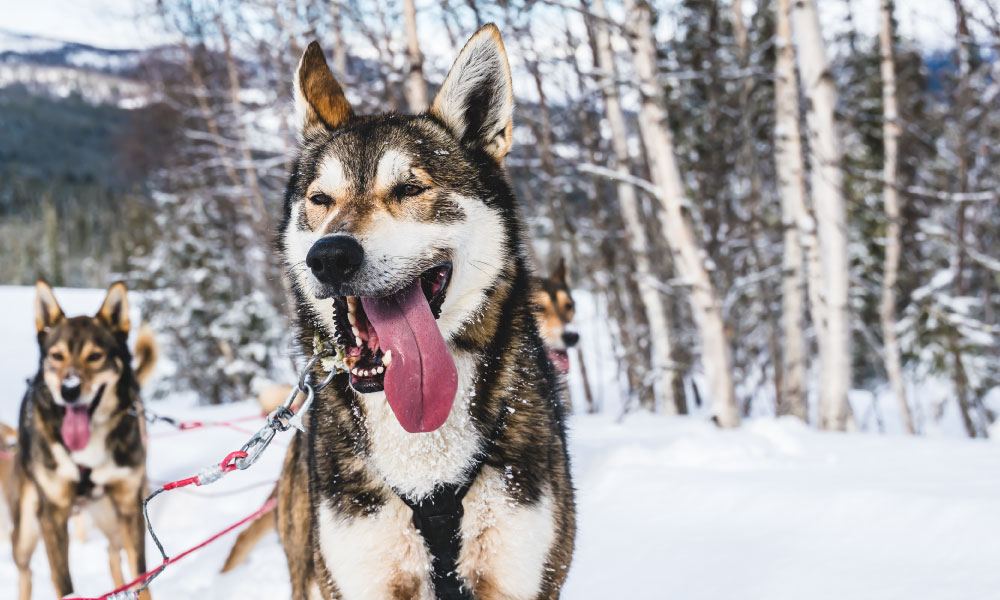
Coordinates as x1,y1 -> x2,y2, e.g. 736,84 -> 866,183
0,84 -> 131,190
0,31 -> 175,286
0,28 -> 144,75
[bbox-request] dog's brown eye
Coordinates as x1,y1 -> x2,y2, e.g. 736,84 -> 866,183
396,183 -> 426,198
50,352 -> 64,361
309,193 -> 333,207
87,352 -> 104,362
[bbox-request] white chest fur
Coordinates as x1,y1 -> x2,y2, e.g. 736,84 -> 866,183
317,499 -> 435,600
358,352 -> 483,499
458,470 -> 556,600
316,468 -> 556,600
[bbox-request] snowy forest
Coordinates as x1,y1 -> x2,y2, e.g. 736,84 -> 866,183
3,1 -> 1000,598
2,0 -> 999,436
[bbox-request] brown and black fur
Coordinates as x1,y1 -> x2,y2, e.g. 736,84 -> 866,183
272,24 -> 575,600
7,281 -> 156,600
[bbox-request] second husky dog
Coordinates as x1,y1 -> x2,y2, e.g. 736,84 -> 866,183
8,281 -> 156,600
532,257 -> 580,376
275,24 -> 576,600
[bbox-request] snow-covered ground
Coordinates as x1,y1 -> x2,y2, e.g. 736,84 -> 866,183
1,286 -> 999,599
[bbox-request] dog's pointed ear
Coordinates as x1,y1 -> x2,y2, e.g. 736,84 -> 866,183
96,282 -> 131,335
294,41 -> 353,136
553,256 -> 568,286
430,24 -> 514,161
35,279 -> 64,333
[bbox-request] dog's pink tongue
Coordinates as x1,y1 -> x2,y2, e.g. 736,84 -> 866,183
361,281 -> 458,433
61,405 -> 91,452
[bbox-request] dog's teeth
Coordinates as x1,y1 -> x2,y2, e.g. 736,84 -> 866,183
363,369 -> 370,377
351,368 -> 360,376
376,366 -> 384,374
355,336 -> 363,347
382,350 -> 392,366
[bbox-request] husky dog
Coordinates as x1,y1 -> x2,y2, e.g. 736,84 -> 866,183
532,257 -> 579,376
275,24 -> 575,600
7,281 -> 156,600
226,256 -> 580,577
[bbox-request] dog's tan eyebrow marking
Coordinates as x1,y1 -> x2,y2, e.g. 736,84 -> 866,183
308,156 -> 348,199
374,149 -> 411,195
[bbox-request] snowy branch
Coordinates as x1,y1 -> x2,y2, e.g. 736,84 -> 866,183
578,163 -> 663,199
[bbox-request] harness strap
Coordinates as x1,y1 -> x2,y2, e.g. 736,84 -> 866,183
394,408 -> 507,600
400,482 -> 475,600
76,466 -> 94,497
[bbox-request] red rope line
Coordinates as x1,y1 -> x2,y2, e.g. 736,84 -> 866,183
65,495 -> 278,600
149,413 -> 265,439
161,450 -> 247,491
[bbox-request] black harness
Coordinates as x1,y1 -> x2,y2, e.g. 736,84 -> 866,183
393,411 -> 506,600
398,475 -> 479,600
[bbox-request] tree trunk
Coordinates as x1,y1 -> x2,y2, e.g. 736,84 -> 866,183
570,7 -> 649,413
733,0 -> 783,416
948,0 -> 984,437
329,0 -> 349,78
791,0 -> 852,431
402,0 -> 428,112
731,0 -> 749,59
590,0 -> 679,414
878,0 -> 915,434
774,0 -> 809,421
624,0 -> 740,427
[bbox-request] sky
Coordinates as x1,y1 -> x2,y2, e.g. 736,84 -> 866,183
0,0 -> 976,53
0,0 -> 176,49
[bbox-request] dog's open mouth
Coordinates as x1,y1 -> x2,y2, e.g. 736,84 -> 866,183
548,349 -> 570,374
329,263 -> 458,433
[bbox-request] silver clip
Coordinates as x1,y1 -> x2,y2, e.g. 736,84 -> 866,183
236,425 -> 277,470
287,383 -> 315,433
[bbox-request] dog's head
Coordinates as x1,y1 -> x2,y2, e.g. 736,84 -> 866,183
533,257 -> 578,374
281,25 -> 517,433
35,281 -> 133,451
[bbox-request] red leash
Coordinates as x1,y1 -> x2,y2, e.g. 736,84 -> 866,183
148,413 -> 266,438
65,495 -> 278,600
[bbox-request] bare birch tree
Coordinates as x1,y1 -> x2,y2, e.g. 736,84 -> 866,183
791,0 -> 852,431
403,0 -> 429,111
878,0 -> 915,434
774,0 -> 808,421
623,0 -> 740,427
590,0 -> 679,414
329,0 -> 350,78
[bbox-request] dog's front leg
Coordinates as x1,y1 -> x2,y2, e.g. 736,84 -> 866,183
37,493 -> 73,596
109,479 -> 151,600
12,478 -> 40,600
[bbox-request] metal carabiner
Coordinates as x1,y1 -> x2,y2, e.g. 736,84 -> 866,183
295,355 -> 321,397
314,366 -> 338,393
286,383 -> 315,433
235,425 -> 277,470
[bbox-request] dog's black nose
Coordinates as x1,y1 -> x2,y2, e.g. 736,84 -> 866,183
562,331 -> 580,347
61,380 -> 82,403
307,236 -> 365,286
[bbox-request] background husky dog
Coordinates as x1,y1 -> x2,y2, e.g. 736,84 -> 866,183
276,24 -> 575,600
532,257 -> 579,376
7,281 -> 156,600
